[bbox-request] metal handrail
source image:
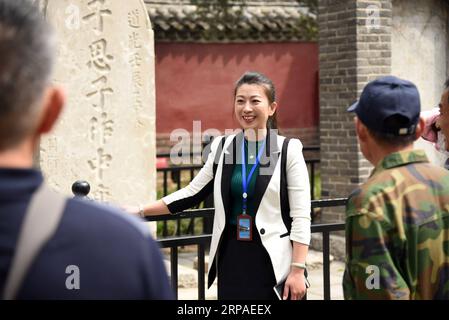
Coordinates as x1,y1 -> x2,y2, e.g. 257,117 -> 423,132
146,198 -> 347,300
155,151 -> 322,236
155,145 -> 320,159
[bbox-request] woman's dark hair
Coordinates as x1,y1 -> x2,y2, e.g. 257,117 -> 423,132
234,71 -> 278,130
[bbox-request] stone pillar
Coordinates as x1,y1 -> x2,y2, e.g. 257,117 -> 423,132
40,1 -> 156,216
318,0 -> 392,222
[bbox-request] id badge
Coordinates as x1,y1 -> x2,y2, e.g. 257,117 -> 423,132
237,214 -> 252,241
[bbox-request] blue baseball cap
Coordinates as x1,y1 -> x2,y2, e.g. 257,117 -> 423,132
347,76 -> 420,136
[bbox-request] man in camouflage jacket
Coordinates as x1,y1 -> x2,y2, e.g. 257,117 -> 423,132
344,76 -> 449,300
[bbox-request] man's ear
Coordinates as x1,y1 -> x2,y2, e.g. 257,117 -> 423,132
37,86 -> 65,134
414,117 -> 425,140
355,117 -> 368,142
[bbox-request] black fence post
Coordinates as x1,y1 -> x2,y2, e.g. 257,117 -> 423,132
163,170 -> 169,237
198,244 -> 206,300
323,232 -> 331,300
170,247 -> 178,300
202,135 -> 214,247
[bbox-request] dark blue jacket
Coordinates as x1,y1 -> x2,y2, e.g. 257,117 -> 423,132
0,168 -> 173,299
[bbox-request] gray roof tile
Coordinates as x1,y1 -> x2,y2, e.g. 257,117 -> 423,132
145,0 -> 317,42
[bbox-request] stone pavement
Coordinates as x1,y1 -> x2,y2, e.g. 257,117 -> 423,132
163,247 -> 344,300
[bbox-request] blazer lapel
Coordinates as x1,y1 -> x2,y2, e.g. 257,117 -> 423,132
253,130 -> 280,215
220,131 -> 280,218
220,133 -> 242,220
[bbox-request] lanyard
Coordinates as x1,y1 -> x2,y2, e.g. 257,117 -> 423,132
241,137 -> 266,214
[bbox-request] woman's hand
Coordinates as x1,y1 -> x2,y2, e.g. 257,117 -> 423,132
282,268 -> 307,300
120,200 -> 170,217
120,205 -> 141,217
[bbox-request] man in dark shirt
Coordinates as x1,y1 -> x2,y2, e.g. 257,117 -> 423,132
0,0 -> 172,299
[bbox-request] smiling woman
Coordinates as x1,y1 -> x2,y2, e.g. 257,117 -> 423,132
127,71 -> 312,300
233,72 -> 278,138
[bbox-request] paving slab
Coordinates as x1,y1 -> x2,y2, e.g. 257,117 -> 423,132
164,248 -> 345,300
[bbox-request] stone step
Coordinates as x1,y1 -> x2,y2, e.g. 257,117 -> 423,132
306,249 -> 334,270
164,260 -> 198,289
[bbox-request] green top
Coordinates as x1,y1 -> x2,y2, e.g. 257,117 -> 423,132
343,149 -> 449,299
229,138 -> 264,225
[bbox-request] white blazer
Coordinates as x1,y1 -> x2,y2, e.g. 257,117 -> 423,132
162,131 -> 311,287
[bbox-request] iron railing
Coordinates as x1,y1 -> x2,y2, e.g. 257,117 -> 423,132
145,197 -> 347,300
157,145 -> 320,199
156,145 -> 321,237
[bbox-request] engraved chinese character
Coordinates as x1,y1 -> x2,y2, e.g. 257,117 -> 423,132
89,113 -> 114,144
89,117 -> 98,143
92,183 -> 111,202
88,148 -> 112,180
83,0 -> 112,34
47,157 -> 58,171
47,137 -> 58,153
129,52 -> 142,67
128,32 -> 142,49
132,71 -> 143,88
128,9 -> 140,28
86,76 -> 114,111
133,95 -> 143,111
87,39 -> 113,72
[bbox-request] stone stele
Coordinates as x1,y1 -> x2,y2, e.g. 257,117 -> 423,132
40,0 -> 156,212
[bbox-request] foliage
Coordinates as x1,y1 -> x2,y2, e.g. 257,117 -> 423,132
297,0 -> 318,15
186,0 -> 318,41
190,0 -> 247,17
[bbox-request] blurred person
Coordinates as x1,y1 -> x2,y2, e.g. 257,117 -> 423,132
0,0 -> 172,299
420,79 -> 449,169
344,76 -> 449,299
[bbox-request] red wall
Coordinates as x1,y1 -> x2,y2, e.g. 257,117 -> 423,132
155,42 -> 318,134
